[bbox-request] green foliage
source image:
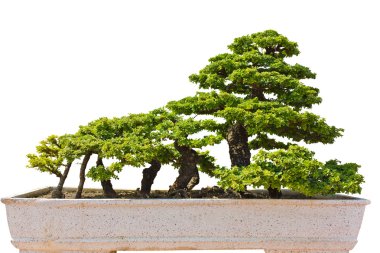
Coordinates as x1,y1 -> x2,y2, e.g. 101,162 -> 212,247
86,164 -> 121,182
189,30 -> 318,108
171,30 -> 343,158
89,107 -> 222,177
26,134 -> 75,177
217,105 -> 343,143
167,91 -> 242,116
215,145 -> 364,196
248,133 -> 292,150
227,30 -> 301,57
197,150 -> 227,177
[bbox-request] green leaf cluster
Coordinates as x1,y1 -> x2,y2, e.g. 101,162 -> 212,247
215,145 -> 364,196
26,134 -> 76,177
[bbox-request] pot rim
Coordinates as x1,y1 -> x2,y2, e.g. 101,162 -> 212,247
1,186 -> 371,207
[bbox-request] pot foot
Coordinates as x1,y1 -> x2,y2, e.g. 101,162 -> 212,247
264,250 -> 349,253
20,251 -> 117,253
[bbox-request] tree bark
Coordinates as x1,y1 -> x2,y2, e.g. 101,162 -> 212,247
226,122 -> 251,167
96,156 -> 118,198
51,162 -> 72,198
140,159 -> 161,195
268,186 -> 282,199
101,180 -> 117,198
75,153 -> 92,199
170,141 -> 200,191
248,83 -> 266,101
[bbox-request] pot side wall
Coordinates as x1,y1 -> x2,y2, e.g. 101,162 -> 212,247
1,189 -> 370,252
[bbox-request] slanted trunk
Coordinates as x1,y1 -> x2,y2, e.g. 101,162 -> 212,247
140,159 -> 161,195
170,141 -> 200,191
51,162 -> 72,198
75,153 -> 92,199
268,186 -> 282,199
226,122 -> 251,167
96,156 -> 117,198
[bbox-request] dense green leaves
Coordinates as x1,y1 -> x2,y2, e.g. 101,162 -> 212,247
227,30 -> 300,57
215,145 -> 364,196
87,163 -> 120,182
189,30 -> 319,109
27,135 -> 76,177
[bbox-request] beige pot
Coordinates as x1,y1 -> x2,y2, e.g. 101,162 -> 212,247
2,187 -> 369,253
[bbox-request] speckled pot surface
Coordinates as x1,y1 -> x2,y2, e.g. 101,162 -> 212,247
2,187 -> 369,253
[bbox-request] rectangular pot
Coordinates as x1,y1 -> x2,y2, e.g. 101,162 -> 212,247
2,187 -> 369,253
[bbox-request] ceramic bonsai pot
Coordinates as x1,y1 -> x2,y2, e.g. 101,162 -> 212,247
2,187 -> 369,253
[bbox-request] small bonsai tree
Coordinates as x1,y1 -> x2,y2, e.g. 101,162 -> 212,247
27,134 -> 77,198
75,117 -> 125,198
215,145 -> 364,197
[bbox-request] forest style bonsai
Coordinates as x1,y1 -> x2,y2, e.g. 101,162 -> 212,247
26,30 -> 364,199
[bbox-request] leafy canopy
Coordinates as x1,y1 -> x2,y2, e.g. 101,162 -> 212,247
215,145 -> 364,196
26,134 -> 77,177
167,30 -> 342,152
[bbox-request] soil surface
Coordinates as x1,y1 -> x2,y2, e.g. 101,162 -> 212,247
34,186 -> 353,199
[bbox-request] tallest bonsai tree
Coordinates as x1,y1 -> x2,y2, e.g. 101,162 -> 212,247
168,30 -> 362,198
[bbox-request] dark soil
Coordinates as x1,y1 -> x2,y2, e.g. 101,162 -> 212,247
35,186 -> 353,199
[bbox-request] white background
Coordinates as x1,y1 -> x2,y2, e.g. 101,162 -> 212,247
0,0 -> 379,252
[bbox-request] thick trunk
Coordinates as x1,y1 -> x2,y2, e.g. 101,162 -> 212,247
101,180 -> 117,198
170,141 -> 200,191
226,122 -> 251,167
268,186 -> 282,199
140,159 -> 161,195
95,156 -> 118,198
75,153 -> 92,199
51,162 -> 72,198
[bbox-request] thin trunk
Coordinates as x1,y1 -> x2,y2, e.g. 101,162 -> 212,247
226,122 -> 251,167
75,153 -> 92,199
140,159 -> 161,195
96,156 -> 117,198
51,162 -> 72,198
170,141 -> 200,191
268,186 -> 282,199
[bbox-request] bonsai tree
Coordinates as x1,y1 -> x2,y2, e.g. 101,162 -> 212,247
167,30 -> 360,198
27,134 -> 78,198
76,117 -> 126,198
215,145 -> 364,197
100,107 -> 223,196
27,119 -> 122,199
97,110 -> 178,195
165,115 -> 223,193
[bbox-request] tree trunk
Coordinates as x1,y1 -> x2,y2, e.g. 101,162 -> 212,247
226,122 -> 251,167
140,159 -> 161,195
170,141 -> 200,191
101,180 -> 117,198
51,162 -> 72,198
96,156 -> 118,198
268,186 -> 282,199
75,153 -> 92,199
